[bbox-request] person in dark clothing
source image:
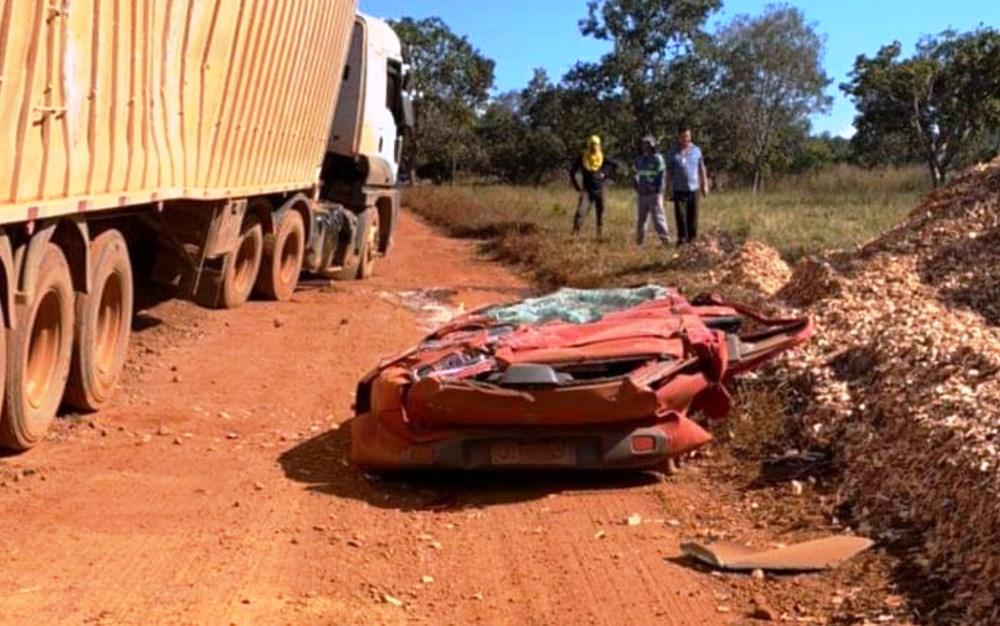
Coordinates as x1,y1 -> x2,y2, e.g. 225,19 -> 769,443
570,135 -> 617,237
667,125 -> 709,245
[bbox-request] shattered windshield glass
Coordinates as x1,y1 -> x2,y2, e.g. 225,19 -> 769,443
483,286 -> 671,325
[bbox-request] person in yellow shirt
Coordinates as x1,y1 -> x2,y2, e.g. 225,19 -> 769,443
569,135 -> 618,238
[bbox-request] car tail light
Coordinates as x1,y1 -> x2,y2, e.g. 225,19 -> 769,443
631,435 -> 656,454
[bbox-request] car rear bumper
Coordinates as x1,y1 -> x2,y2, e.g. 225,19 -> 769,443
350,412 -> 706,471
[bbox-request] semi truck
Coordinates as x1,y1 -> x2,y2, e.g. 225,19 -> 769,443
0,0 -> 410,450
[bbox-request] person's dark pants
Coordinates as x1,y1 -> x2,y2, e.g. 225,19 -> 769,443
673,190 -> 700,244
573,189 -> 605,235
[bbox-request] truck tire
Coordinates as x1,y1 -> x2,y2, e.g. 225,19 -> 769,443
219,214 -> 263,309
356,209 -> 380,280
65,230 -> 133,411
0,244 -> 74,450
255,210 -> 304,301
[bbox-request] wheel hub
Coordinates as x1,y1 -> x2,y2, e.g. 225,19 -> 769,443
26,289 -> 63,410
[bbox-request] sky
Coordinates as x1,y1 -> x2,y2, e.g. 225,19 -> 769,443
360,0 -> 999,137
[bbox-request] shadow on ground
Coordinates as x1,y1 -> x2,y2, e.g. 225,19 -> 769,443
278,420 -> 662,512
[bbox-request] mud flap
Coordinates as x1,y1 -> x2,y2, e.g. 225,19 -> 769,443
147,200 -> 247,306
191,262 -> 226,308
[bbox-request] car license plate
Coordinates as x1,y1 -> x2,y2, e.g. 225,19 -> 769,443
490,441 -> 576,467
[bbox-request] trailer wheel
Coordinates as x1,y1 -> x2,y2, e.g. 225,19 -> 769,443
255,210 -> 304,301
356,209 -> 380,280
219,214 -> 263,309
65,230 -> 133,411
0,244 -> 74,449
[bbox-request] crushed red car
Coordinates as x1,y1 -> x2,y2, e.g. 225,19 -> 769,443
351,287 -> 812,471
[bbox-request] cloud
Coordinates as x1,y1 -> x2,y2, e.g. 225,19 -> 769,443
838,123 -> 857,139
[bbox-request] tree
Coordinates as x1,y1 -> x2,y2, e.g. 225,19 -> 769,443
476,95 -> 530,183
842,28 -> 1000,187
710,5 -> 832,192
517,71 -> 571,185
789,132 -> 853,173
391,17 -> 496,181
557,63 -> 633,157
577,0 -> 721,139
475,72 -> 596,186
418,102 -> 485,183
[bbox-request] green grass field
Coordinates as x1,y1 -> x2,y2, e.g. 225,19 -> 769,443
406,165 -> 926,290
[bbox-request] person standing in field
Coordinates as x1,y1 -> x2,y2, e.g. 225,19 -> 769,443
570,135 -> 617,238
667,125 -> 709,245
633,135 -> 670,246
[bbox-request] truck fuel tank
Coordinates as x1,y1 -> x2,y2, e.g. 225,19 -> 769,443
305,202 -> 356,277
305,202 -> 379,280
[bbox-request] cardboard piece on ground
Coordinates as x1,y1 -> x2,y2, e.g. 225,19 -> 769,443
681,535 -> 873,572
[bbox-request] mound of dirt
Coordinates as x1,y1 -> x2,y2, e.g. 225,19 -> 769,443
718,241 -> 791,296
779,158 -> 1000,625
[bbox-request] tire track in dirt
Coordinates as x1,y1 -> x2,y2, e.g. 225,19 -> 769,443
0,212 -> 740,625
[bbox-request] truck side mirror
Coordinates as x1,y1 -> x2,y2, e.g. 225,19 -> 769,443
401,93 -> 415,129
401,63 -> 412,91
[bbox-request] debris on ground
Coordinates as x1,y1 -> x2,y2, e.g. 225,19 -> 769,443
681,535 -> 874,572
777,157 -> 1000,624
750,593 -> 779,621
758,449 -> 832,484
378,288 -> 466,331
382,593 -> 404,607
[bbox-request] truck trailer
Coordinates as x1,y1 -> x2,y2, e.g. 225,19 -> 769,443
0,0 -> 410,449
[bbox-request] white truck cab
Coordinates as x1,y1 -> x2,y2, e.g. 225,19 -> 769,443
308,13 -> 412,280
328,14 -> 412,185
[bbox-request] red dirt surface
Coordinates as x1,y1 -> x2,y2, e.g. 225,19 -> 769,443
0,213 -> 905,625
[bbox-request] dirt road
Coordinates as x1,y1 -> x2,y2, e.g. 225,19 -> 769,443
0,213 -> 890,626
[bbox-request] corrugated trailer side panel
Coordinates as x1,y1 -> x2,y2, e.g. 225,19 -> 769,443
0,0 -> 358,223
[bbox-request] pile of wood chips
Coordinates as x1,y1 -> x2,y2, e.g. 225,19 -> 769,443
672,236 -> 726,270
777,256 -> 845,306
719,240 -> 791,296
773,158 -> 1000,625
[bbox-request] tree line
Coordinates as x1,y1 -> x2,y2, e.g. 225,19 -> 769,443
394,1 -> 1000,189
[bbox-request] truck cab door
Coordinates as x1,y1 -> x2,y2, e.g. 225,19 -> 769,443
386,59 -> 410,167
328,21 -> 365,155
325,14 -> 407,188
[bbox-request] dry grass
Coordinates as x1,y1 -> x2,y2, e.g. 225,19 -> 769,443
406,165 -> 925,290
